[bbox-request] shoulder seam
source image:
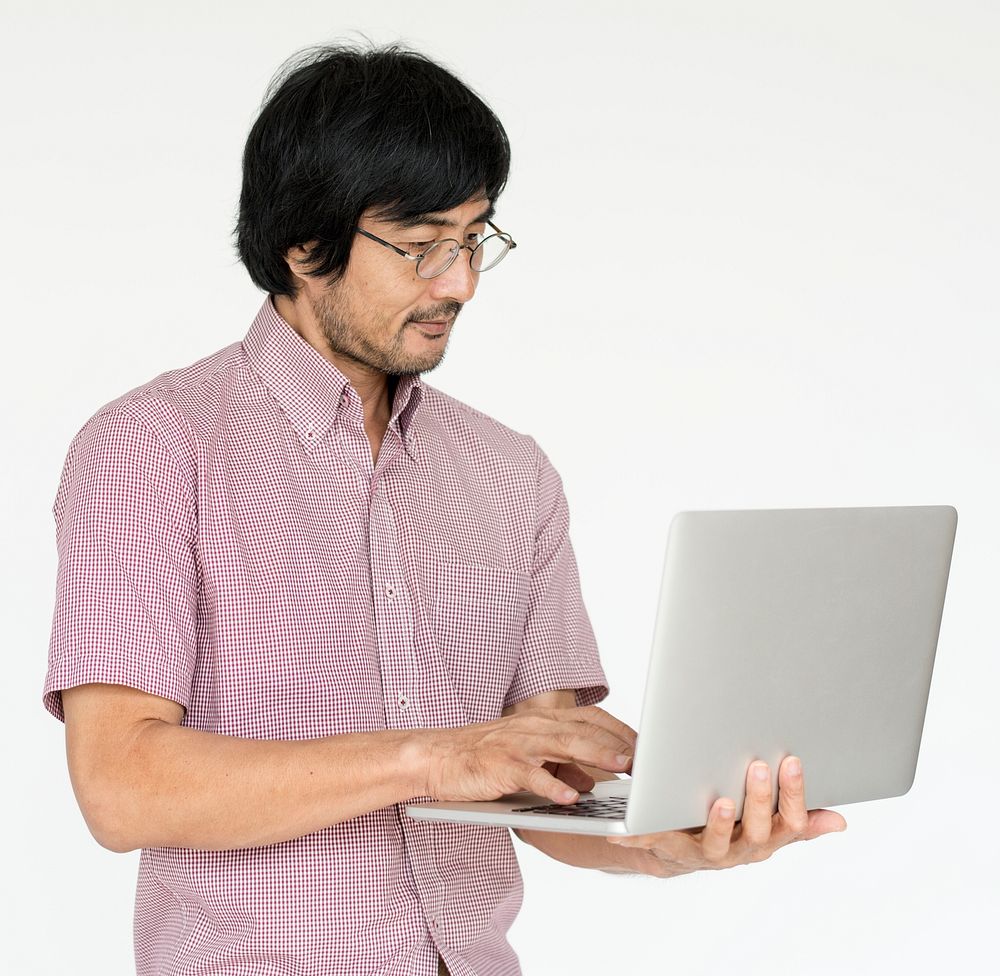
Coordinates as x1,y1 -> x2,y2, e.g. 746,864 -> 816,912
115,401 -> 198,501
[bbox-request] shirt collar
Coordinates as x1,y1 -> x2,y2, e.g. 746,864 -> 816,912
242,295 -> 424,458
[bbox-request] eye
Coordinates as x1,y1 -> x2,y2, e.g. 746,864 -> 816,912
399,240 -> 436,258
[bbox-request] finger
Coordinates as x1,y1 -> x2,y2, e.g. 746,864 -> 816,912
738,761 -> 775,849
553,762 -> 597,794
700,797 -> 737,863
519,710 -> 633,759
524,763 -> 580,804
776,755 -> 809,837
558,706 -> 638,751
540,729 -> 633,773
551,719 -> 636,759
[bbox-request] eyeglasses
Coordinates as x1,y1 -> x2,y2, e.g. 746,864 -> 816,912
355,220 -> 517,279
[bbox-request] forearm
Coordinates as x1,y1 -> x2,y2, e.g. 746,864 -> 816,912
79,721 -> 428,852
515,825 -> 650,874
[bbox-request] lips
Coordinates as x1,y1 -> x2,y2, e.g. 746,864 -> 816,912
411,320 -> 450,336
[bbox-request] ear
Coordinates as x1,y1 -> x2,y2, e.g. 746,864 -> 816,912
285,241 -> 318,270
282,242 -> 325,295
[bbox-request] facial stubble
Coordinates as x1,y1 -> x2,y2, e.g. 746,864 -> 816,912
314,284 -> 461,378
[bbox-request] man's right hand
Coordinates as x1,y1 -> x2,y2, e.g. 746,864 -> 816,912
420,706 -> 637,804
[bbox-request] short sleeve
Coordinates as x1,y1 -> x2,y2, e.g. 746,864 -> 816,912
503,440 -> 609,709
42,406 -> 199,721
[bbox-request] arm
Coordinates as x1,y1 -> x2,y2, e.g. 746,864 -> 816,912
62,683 -> 426,852
62,683 -> 635,854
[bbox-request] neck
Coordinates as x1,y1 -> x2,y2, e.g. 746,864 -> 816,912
272,293 -> 394,431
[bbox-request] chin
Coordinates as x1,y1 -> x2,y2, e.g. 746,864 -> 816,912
399,340 -> 447,374
410,354 -> 445,376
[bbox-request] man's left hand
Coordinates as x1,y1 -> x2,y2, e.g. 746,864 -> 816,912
606,755 -> 847,878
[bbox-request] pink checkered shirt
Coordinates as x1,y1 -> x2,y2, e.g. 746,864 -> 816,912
43,296 -> 608,976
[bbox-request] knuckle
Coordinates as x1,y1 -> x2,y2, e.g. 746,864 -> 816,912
741,826 -> 770,849
740,837 -> 772,863
785,813 -> 809,836
702,828 -> 730,862
555,731 -> 575,753
782,778 -> 803,798
604,746 -> 624,766
525,764 -> 549,790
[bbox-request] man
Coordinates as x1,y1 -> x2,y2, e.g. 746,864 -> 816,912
43,43 -> 846,976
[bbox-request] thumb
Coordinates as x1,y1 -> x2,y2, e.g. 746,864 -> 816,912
802,808 -> 848,840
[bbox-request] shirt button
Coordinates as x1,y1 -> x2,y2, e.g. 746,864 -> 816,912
397,694 -> 409,710
385,585 -> 395,599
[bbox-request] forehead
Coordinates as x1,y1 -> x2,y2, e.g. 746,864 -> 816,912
365,195 -> 493,230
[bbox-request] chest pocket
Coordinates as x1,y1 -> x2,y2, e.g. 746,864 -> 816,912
432,561 -> 531,725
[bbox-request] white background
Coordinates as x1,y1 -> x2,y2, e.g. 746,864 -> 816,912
3,1 -> 998,973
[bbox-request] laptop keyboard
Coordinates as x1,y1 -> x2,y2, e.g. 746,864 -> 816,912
512,796 -> 628,819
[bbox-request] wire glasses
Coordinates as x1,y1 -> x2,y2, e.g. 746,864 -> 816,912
355,220 -> 517,279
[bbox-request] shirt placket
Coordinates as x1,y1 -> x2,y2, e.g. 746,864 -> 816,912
367,432 -> 453,957
366,439 -> 421,731
334,397 -> 453,958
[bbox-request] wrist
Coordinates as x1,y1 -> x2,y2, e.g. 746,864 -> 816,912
608,841 -> 650,875
400,728 -> 435,798
604,840 -> 677,877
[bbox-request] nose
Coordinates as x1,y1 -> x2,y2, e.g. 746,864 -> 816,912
427,247 -> 478,304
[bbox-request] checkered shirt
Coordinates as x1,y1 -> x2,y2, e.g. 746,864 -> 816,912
43,296 -> 609,976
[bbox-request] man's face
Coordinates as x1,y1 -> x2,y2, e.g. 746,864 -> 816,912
296,195 -> 493,377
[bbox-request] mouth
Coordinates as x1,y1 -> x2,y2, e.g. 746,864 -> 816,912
409,319 -> 452,337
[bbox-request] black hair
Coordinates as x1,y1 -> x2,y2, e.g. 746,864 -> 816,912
234,42 -> 511,297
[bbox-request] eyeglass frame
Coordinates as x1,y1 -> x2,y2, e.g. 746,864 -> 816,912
354,220 -> 517,278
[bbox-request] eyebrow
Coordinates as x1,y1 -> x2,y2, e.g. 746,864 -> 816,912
391,202 -> 496,230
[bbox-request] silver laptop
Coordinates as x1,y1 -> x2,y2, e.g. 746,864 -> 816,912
406,506 -> 957,836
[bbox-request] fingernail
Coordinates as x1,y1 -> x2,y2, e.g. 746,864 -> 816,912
753,763 -> 768,781
616,754 -> 631,767
560,787 -> 577,802
719,803 -> 735,818
787,757 -> 801,777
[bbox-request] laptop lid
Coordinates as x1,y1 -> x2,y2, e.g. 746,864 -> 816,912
624,505 -> 957,834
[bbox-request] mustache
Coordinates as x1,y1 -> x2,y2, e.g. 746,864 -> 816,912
406,301 -> 463,324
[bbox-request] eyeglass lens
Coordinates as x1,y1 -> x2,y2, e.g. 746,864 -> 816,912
417,241 -> 460,278
417,234 -> 511,279
470,234 -> 510,272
